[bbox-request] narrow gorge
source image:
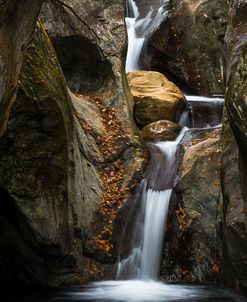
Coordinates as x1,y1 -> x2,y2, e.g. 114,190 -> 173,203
1,0 -> 247,302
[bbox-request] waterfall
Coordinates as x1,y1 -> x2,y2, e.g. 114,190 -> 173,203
117,127 -> 188,280
140,189 -> 172,280
125,0 -> 145,71
179,95 -> 224,129
125,0 -> 165,72
68,0 -> 228,300
125,17 -> 145,72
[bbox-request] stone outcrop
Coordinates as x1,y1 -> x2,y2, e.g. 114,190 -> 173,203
221,119 -> 247,294
147,0 -> 229,95
162,128 -> 223,283
0,0 -> 43,136
141,120 -> 181,142
0,21 -> 85,287
0,0 -> 147,287
127,71 -> 186,128
223,0 -> 247,295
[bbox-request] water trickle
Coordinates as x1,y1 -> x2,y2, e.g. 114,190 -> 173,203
179,95 -> 224,129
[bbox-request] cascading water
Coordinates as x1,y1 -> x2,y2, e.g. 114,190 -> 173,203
42,2 -> 244,302
116,127 -> 188,281
125,0 -> 166,71
125,0 -> 145,71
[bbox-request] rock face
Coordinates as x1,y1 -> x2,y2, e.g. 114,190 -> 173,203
223,0 -> 247,295
135,0 -> 162,18
147,0 -> 229,95
141,120 -> 181,142
127,71 -> 186,128
0,0 -> 43,136
0,21 -> 85,287
162,128 -> 223,283
0,0 -> 147,287
221,119 -> 247,294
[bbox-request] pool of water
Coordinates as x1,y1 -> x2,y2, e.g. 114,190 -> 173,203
5,280 -> 247,302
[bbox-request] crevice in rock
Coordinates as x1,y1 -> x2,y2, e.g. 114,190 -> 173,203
52,35 -> 113,94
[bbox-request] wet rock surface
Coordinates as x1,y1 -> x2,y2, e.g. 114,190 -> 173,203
147,0 -> 229,95
141,120 -> 181,142
224,0 -> 247,295
127,70 -> 186,127
184,101 -> 224,129
221,119 -> 247,294
162,128 -> 223,284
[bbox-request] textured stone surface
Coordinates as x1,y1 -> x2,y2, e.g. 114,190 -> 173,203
223,0 -> 247,294
147,0 -> 228,95
0,21 -> 85,287
0,0 -> 147,287
221,119 -> 247,294
162,128 -> 223,284
141,120 -> 181,142
127,71 -> 186,128
0,0 -> 43,136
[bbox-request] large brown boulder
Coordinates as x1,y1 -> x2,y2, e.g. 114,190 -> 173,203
127,71 -> 186,128
147,0 -> 229,95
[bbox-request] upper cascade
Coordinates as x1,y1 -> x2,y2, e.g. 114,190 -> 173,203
126,0 -> 140,18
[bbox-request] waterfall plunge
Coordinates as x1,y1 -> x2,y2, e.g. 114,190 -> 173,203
117,127 -> 187,281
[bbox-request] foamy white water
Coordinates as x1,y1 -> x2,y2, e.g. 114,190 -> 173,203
141,189 -> 172,280
117,127 -> 187,280
125,17 -> 145,72
75,280 -> 200,301
185,95 -> 224,103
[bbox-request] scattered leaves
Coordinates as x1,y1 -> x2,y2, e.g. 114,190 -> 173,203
211,263 -> 219,274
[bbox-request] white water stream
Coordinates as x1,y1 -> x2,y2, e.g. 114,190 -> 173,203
125,0 -> 145,71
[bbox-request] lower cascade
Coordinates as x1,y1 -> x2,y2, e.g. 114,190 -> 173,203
116,186 -> 172,281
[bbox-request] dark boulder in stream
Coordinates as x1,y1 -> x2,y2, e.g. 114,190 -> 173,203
141,120 -> 181,142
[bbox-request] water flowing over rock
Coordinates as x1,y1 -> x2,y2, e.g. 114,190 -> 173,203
127,70 -> 186,128
162,128 -> 223,283
147,0 -> 229,95
2,0 -> 247,299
